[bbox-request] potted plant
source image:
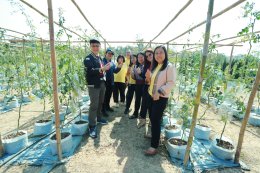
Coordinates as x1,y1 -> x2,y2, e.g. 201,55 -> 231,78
32,51 -> 53,135
71,98 -> 89,136
194,105 -> 211,140
209,113 -> 235,160
166,100 -> 191,160
2,51 -> 28,154
4,95 -> 18,110
232,97 -> 246,119
164,118 -> 182,139
49,132 -> 72,155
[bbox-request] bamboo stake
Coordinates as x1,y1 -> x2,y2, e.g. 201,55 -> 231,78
143,0 -> 193,50
47,0 -> 62,161
70,0 -> 109,47
214,30 -> 260,44
22,39 -> 28,79
84,40 -> 87,54
1,38 -> 243,47
167,0 -> 246,43
175,53 -> 178,67
0,27 -> 41,39
183,0 -> 215,166
0,134 -> 3,157
228,45 -> 235,74
234,59 -> 260,163
19,0 -> 87,41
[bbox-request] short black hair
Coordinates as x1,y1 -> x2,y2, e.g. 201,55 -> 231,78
117,55 -> 125,63
129,54 -> 137,67
89,39 -> 100,44
152,46 -> 168,72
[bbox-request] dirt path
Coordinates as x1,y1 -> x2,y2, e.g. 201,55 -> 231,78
0,99 -> 259,173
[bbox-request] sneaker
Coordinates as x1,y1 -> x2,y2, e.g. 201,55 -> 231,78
107,107 -> 114,112
89,126 -> 97,138
97,118 -> 108,125
129,114 -> 138,119
148,121 -> 152,127
144,133 -> 152,139
114,103 -> 119,108
137,119 -> 146,129
124,109 -> 130,115
120,102 -> 126,106
102,111 -> 109,117
144,147 -> 158,156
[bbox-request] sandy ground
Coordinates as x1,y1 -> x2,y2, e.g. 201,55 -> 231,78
0,97 -> 260,173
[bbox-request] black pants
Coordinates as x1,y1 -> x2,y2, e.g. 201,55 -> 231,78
125,84 -> 136,110
140,85 -> 150,119
113,82 -> 126,103
148,96 -> 168,148
133,84 -> 144,115
103,80 -> 114,110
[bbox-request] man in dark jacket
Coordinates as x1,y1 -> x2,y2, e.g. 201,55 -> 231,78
83,39 -> 110,138
102,48 -> 122,116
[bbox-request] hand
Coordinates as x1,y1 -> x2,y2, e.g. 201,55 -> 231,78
103,63 -> 111,71
145,69 -> 151,79
136,67 -> 141,74
117,63 -> 123,68
152,94 -> 159,101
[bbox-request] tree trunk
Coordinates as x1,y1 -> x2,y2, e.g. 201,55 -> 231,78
47,0 -> 62,161
183,0 -> 215,166
17,88 -> 23,134
234,62 -> 260,163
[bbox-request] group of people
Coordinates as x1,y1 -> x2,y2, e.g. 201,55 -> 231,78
84,39 -> 176,156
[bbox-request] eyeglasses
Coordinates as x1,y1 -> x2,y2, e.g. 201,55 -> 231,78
146,53 -> 152,57
108,52 -> 114,55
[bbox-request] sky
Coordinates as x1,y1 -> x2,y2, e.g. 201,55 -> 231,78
0,0 -> 260,56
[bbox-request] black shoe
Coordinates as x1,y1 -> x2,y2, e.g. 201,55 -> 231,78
129,114 -> 138,119
89,126 -> 97,138
107,107 -> 114,112
102,111 -> 109,117
124,109 -> 130,115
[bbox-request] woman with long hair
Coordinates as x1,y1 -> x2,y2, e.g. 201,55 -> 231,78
144,46 -> 176,155
137,48 -> 154,129
129,52 -> 145,119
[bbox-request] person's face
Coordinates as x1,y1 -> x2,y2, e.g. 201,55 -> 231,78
155,47 -> 165,64
145,52 -> 153,62
126,51 -> 131,57
118,57 -> 124,64
131,57 -> 137,64
138,54 -> 144,64
106,52 -> 113,60
90,43 -> 100,54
